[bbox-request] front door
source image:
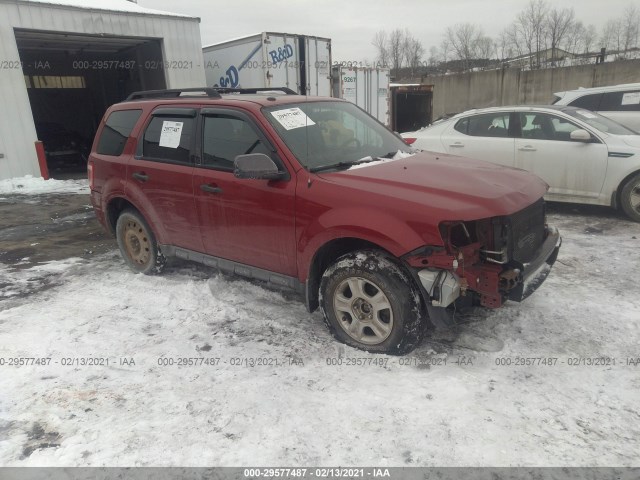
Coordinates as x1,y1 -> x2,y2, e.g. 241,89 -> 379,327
193,109 -> 297,276
514,112 -> 608,199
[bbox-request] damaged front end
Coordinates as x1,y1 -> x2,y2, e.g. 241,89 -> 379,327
405,199 -> 561,314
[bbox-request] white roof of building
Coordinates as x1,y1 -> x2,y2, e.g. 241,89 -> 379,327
17,0 -> 198,19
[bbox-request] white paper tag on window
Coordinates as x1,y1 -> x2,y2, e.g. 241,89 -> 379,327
271,108 -> 316,130
159,121 -> 183,148
576,110 -> 597,119
621,92 -> 640,105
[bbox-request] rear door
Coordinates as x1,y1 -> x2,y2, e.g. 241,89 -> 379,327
193,108 -> 297,276
441,112 -> 515,167
126,107 -> 203,252
514,111 -> 608,199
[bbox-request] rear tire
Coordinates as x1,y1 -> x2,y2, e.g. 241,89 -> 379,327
116,209 -> 165,274
319,250 -> 427,355
620,173 -> 640,222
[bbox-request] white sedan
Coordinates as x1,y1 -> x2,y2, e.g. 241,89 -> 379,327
402,106 -> 640,222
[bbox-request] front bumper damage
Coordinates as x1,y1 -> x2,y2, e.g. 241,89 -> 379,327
416,226 -> 562,310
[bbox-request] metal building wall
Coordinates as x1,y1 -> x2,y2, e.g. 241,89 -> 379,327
0,0 -> 206,180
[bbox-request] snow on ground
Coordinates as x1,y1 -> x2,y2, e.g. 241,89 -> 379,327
0,206 -> 639,466
0,176 -> 89,196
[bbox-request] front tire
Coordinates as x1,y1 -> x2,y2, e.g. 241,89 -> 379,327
620,173 -> 640,222
319,250 -> 427,355
116,209 -> 165,274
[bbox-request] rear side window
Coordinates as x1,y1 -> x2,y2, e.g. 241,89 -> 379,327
568,93 -> 602,111
142,116 -> 194,164
96,109 -> 142,156
454,113 -> 510,137
600,91 -> 640,112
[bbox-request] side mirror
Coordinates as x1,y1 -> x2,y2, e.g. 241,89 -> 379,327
234,153 -> 285,180
570,129 -> 592,142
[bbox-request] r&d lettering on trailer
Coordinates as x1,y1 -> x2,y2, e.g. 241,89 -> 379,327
268,44 -> 294,65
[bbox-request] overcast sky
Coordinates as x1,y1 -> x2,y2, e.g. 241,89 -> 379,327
139,0 -> 632,61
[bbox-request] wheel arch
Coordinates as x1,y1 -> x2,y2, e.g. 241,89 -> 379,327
304,237 -> 425,313
105,197 -> 138,236
105,196 -> 167,244
614,169 -> 640,210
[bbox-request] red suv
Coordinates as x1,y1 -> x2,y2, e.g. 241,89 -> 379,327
88,87 -> 561,355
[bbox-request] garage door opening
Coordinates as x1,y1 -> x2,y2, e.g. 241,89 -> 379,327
15,29 -> 167,178
390,85 -> 433,133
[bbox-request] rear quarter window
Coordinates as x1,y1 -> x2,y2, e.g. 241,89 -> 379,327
96,109 -> 142,156
600,91 -> 640,112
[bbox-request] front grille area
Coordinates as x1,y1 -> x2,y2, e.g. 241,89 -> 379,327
506,198 -> 546,264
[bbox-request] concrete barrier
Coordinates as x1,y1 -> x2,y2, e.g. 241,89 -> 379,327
421,60 -> 640,120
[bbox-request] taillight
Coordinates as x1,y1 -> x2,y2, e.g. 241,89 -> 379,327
87,161 -> 94,190
404,137 -> 417,145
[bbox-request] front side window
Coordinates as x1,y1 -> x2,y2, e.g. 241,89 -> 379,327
455,113 -> 511,138
519,113 -> 557,140
519,112 -> 608,141
202,115 -> 271,170
142,116 -> 194,164
97,109 -> 142,156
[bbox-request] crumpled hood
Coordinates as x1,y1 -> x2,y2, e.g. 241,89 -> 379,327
317,151 -> 549,220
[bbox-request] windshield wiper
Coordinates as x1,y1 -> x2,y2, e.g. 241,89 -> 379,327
309,158 -> 378,173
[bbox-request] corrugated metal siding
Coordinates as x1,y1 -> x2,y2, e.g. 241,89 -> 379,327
0,0 -> 205,180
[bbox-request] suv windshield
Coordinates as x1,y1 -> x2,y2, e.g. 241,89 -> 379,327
565,109 -> 637,135
263,101 -> 410,171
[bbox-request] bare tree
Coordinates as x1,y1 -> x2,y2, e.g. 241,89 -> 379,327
476,36 -> 496,69
546,7 -> 575,64
388,29 -> 405,77
514,0 -> 549,68
428,45 -> 440,68
439,38 -> 451,66
403,31 -> 425,76
582,24 -> 598,54
600,19 -> 622,52
620,5 -> 640,53
372,30 -> 390,68
497,28 -> 517,61
445,23 -> 484,70
504,23 -> 525,58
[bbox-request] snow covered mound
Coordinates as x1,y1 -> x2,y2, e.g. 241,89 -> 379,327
0,175 -> 89,195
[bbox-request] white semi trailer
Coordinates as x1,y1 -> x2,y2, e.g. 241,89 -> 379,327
332,65 -> 390,126
203,32 -> 332,96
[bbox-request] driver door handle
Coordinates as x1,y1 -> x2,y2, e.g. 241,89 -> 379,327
449,142 -> 464,148
519,145 -> 537,152
200,184 -> 223,194
132,172 -> 148,182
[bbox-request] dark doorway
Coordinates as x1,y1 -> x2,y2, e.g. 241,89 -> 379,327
15,29 -> 166,178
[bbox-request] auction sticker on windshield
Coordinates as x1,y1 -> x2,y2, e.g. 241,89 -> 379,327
270,107 -> 316,130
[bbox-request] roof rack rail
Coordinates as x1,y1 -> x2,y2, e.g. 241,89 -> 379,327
213,87 -> 297,95
126,88 -> 222,101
